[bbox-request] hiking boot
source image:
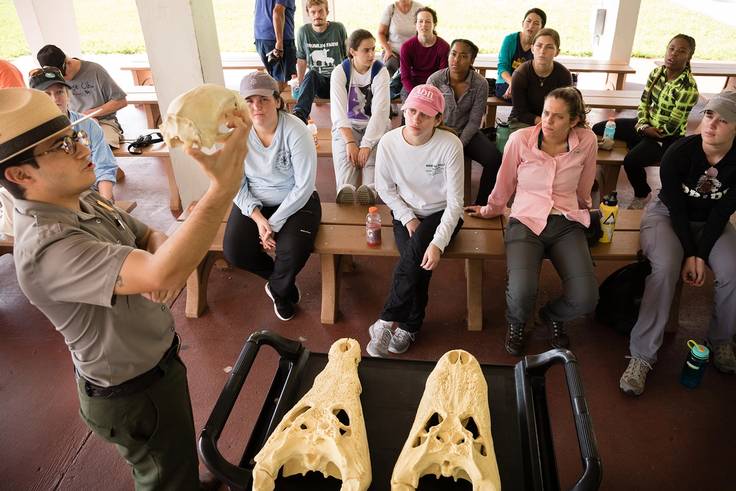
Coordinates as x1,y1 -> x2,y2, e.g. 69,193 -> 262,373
388,327 -> 416,354
709,341 -> 736,374
505,323 -> 526,356
619,357 -> 652,396
336,184 -> 356,204
540,309 -> 569,349
264,282 -> 295,321
356,184 -> 376,205
366,319 -> 393,357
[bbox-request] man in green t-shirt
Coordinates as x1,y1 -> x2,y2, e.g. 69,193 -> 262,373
292,0 -> 347,123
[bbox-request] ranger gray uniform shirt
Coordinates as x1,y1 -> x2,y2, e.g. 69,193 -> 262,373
13,190 -> 174,387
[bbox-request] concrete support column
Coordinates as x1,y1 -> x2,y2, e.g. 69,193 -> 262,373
13,0 -> 82,58
591,0 -> 641,88
135,0 -> 225,209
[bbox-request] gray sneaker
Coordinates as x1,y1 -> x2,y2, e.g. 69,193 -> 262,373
366,320 -> 393,357
627,194 -> 651,210
388,327 -> 416,354
336,184 -> 356,204
356,184 -> 376,205
619,357 -> 652,396
710,341 -> 736,374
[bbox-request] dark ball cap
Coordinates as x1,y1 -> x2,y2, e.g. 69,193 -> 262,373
36,44 -> 67,71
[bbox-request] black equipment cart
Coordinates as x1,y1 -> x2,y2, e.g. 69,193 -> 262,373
199,330 -> 601,490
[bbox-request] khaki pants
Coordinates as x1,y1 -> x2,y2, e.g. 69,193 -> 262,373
77,355 -> 199,491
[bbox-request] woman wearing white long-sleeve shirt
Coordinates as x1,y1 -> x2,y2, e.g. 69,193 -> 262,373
224,72 -> 321,322
330,29 -> 391,205
366,84 -> 464,357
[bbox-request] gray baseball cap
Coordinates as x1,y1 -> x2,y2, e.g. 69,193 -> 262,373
239,71 -> 279,98
703,91 -> 736,123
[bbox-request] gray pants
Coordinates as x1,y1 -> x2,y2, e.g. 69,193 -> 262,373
505,216 -> 598,325
331,126 -> 376,192
630,198 -> 736,364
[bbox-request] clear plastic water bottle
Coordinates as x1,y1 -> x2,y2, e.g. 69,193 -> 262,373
603,117 -> 616,141
306,119 -> 318,147
366,206 -> 382,247
288,75 -> 300,99
680,339 -> 709,389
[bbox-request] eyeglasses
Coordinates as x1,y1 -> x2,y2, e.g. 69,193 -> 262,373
33,131 -> 90,159
28,66 -> 65,84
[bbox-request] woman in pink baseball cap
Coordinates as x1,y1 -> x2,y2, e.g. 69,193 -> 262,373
365,83 -> 464,357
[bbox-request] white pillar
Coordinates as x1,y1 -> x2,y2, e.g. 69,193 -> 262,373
591,0 -> 641,63
13,0 -> 82,58
135,0 -> 225,209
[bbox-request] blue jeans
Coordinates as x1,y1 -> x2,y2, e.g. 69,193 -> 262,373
293,70 -> 330,121
255,39 -> 297,82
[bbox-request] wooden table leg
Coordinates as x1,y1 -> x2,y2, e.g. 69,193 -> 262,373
597,164 -> 621,200
321,254 -> 341,324
185,252 -> 220,318
484,105 -> 498,130
615,73 -> 626,90
161,157 -> 182,212
465,259 -> 483,331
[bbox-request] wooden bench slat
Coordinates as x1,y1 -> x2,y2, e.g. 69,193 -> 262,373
319,203 -> 503,230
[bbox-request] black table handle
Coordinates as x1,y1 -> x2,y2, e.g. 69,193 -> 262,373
198,330 -> 307,489
525,349 -> 602,491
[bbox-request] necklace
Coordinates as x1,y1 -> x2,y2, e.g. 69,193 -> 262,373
538,76 -> 547,87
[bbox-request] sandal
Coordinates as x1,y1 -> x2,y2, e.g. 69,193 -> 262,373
127,131 -> 164,155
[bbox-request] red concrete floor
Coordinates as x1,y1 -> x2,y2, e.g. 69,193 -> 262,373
1,100 -> 734,490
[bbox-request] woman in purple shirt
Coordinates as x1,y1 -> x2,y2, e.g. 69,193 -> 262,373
399,7 -> 449,99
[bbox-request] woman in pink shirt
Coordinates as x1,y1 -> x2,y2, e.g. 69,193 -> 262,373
466,87 -> 598,356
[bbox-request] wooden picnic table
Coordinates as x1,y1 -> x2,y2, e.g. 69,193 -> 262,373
121,54 -> 265,85
121,53 -> 635,88
473,54 -> 635,89
484,89 -> 643,126
655,60 -> 736,88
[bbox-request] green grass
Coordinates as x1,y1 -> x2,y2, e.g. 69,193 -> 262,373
1,0 -> 734,60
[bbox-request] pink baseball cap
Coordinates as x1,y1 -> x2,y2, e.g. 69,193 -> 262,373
401,84 -> 445,117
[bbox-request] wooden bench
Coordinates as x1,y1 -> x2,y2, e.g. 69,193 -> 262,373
173,199 -> 648,332
126,86 -> 160,128
0,200 -> 137,257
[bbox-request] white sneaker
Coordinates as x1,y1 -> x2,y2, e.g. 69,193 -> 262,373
366,319 -> 393,357
388,327 -> 416,354
356,185 -> 376,205
336,184 -> 356,204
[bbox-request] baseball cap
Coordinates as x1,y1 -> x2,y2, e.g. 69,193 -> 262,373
239,71 -> 279,98
28,66 -> 72,91
703,91 -> 736,123
36,45 -> 67,72
401,84 -> 445,117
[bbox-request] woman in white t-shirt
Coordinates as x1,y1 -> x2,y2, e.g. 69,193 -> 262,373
366,84 -> 464,357
330,29 -> 391,205
377,0 -> 424,77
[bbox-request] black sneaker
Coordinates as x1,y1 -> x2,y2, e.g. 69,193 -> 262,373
505,323 -> 526,356
288,283 -> 301,305
265,282 -> 295,321
540,309 -> 569,349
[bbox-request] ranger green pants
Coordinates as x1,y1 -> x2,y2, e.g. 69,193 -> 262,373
77,355 -> 199,490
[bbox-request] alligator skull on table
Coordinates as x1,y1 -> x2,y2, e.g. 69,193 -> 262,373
391,349 -> 501,491
160,83 -> 249,149
252,338 -> 371,491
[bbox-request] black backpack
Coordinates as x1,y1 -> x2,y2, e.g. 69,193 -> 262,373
595,253 -> 652,335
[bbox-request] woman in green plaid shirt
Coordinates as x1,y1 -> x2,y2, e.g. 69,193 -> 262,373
593,34 -> 699,209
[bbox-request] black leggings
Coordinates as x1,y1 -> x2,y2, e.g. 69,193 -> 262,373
222,192 -> 321,300
592,118 -> 680,198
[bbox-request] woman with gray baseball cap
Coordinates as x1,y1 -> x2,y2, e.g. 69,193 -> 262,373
224,71 -> 321,321
620,90 -> 736,396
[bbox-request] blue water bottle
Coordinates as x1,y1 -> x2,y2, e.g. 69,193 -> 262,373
679,340 -> 709,388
